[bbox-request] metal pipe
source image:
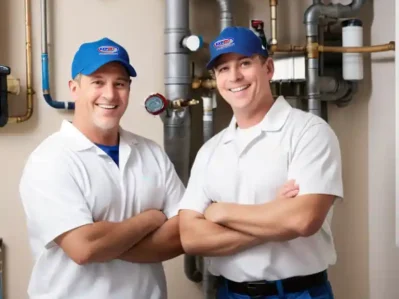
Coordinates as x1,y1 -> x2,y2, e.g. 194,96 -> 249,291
271,42 -> 394,54
305,0 -> 366,37
7,0 -> 34,124
270,0 -> 278,46
164,0 -> 202,283
320,42 -> 395,53
40,0 -> 74,110
217,0 -> 233,30
304,0 -> 366,117
271,44 -> 306,53
202,96 -> 214,143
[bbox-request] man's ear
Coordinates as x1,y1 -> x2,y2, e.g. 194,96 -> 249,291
68,79 -> 79,101
265,57 -> 274,79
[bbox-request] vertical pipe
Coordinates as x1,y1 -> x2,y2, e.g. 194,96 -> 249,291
306,33 -> 322,116
164,0 -> 191,186
165,0 -> 202,283
202,95 -> 214,143
0,239 -> 3,299
7,0 -> 34,124
270,0 -> 278,46
217,0 -> 233,30
40,0 -> 74,110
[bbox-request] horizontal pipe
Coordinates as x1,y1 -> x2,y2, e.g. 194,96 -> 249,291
272,41 -> 395,54
320,42 -> 395,53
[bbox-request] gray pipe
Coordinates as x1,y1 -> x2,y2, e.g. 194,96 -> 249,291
304,0 -> 366,117
164,0 -> 191,187
164,0 -> 202,283
217,0 -> 233,30
41,0 -> 48,53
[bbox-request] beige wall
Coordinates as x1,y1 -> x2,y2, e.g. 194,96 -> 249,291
0,0 -> 396,298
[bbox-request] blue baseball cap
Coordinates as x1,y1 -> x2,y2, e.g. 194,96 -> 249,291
71,37 -> 137,79
206,26 -> 268,69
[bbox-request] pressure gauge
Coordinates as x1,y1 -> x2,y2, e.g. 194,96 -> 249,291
144,93 -> 168,115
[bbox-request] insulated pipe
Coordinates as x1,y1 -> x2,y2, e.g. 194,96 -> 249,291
164,0 -> 202,283
202,96 -> 214,143
217,0 -> 233,30
40,0 -> 74,109
304,0 -> 366,117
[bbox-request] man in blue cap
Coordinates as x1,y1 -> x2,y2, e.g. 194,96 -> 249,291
179,27 -> 343,298
19,37 -> 185,299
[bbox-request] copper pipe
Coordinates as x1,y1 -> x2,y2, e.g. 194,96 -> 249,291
270,0 -> 278,46
319,41 -> 395,53
271,41 -> 395,54
271,44 -> 306,53
8,0 -> 34,124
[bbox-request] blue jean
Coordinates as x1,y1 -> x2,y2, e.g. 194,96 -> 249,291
216,279 -> 334,299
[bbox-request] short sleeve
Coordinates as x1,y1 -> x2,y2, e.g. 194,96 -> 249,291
288,123 -> 344,199
178,148 -> 213,214
19,154 -> 93,249
161,153 -> 186,219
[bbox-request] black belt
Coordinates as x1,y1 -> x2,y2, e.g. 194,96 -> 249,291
223,270 -> 327,297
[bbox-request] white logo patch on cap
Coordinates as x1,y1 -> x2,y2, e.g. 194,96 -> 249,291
98,46 -> 119,55
214,38 -> 235,51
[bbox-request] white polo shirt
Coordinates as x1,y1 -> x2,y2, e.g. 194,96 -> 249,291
19,120 -> 185,299
179,96 -> 343,282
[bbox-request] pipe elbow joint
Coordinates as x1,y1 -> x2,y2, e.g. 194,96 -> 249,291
304,4 -> 321,25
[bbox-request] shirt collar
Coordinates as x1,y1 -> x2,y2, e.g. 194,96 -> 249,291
59,120 -> 139,151
222,96 -> 292,144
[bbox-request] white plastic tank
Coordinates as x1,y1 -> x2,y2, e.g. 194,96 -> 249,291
342,19 -> 364,80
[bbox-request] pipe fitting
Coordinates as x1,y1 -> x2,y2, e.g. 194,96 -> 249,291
304,0 -> 366,28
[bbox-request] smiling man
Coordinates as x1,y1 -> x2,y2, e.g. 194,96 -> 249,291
19,37 -> 185,299
179,27 -> 343,299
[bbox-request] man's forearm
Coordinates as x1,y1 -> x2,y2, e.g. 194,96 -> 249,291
119,216 -> 184,263
179,211 -> 264,257
56,210 -> 165,265
209,195 -> 334,241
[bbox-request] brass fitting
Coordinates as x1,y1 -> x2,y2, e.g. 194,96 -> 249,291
192,77 -> 217,90
307,40 -> 319,59
171,99 -> 200,109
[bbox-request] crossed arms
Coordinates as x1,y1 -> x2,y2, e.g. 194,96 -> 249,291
55,211 -> 183,265
179,122 -> 342,257
56,181 -> 334,264
179,182 -> 335,257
